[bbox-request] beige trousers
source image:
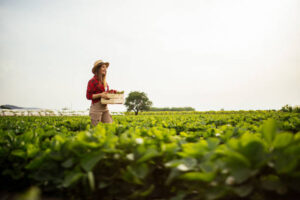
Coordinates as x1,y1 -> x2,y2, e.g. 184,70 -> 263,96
89,101 -> 113,126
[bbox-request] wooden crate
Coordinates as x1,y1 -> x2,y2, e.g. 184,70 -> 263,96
106,94 -> 124,99
101,93 -> 124,104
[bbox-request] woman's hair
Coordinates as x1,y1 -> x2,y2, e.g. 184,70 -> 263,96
96,65 -> 107,89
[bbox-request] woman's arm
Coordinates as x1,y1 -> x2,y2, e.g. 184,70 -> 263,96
86,79 -> 94,100
87,79 -> 109,100
92,92 -> 109,100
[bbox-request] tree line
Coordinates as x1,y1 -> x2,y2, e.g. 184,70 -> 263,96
125,91 -> 195,115
149,107 -> 195,111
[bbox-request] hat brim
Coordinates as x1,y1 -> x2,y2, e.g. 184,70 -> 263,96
92,62 -> 109,74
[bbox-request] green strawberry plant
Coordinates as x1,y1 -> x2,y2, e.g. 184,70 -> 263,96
0,111 -> 299,199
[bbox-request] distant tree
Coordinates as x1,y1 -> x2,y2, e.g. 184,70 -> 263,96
125,91 -> 152,115
281,104 -> 300,113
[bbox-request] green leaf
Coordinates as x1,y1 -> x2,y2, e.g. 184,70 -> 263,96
179,141 -> 208,157
274,154 -> 298,173
16,186 -> 41,200
231,168 -> 254,184
161,143 -> 179,154
260,175 -> 282,191
80,151 -> 104,172
273,132 -> 293,148
122,163 -> 149,185
262,119 -> 276,143
26,149 -> 51,170
165,168 -> 180,185
207,137 -> 220,150
224,150 -> 251,168
232,184 -> 253,197
137,148 -> 160,163
170,193 -> 186,200
240,140 -> 267,168
26,144 -> 39,158
62,171 -> 84,187
226,138 -> 239,150
130,184 -> 155,198
165,157 -> 197,171
205,187 -> 227,200
87,171 -> 95,191
11,149 -> 26,158
98,182 -> 109,189
179,172 -> 215,182
62,158 -> 74,168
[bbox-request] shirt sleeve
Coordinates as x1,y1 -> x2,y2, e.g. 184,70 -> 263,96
86,79 -> 94,100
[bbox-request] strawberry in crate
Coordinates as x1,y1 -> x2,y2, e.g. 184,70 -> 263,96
107,89 -> 117,94
107,89 -> 124,94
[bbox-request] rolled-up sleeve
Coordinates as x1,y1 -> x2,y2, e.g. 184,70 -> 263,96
86,80 -> 93,100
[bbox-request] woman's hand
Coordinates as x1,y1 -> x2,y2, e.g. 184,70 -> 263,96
92,92 -> 109,100
101,92 -> 110,100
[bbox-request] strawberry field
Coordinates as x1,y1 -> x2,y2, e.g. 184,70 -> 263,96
1,111 -> 300,200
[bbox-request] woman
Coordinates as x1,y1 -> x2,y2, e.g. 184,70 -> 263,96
86,59 -> 113,126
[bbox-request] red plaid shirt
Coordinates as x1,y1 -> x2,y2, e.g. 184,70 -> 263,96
86,75 -> 109,104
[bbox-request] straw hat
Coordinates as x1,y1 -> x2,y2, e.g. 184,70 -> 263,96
92,59 -> 110,74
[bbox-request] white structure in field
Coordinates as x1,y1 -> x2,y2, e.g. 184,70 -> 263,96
0,109 -> 123,116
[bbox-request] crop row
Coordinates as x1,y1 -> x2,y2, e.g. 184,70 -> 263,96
0,111 -> 300,200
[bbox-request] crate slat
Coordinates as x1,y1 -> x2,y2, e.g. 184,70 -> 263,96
106,94 -> 124,99
100,93 -> 124,104
101,99 -> 124,104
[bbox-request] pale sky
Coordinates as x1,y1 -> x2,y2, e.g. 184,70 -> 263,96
0,0 -> 299,111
